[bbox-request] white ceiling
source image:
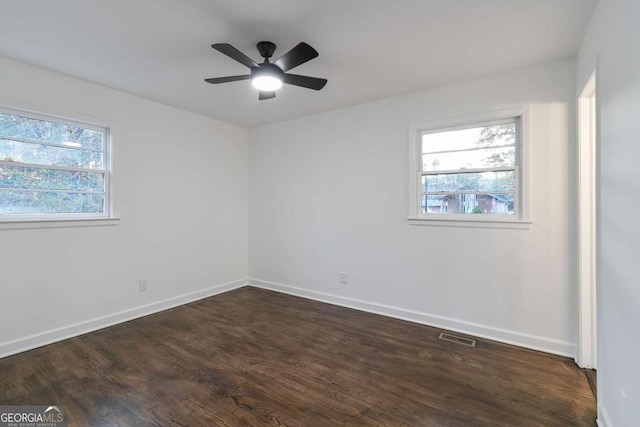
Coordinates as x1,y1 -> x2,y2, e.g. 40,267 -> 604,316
0,0 -> 596,128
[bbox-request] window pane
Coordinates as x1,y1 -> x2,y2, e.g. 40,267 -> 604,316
422,170 -> 515,193
0,190 -> 104,214
0,138 -> 103,169
423,146 -> 515,171
422,193 -> 514,215
0,112 -> 103,150
0,165 -> 104,192
422,123 -> 515,154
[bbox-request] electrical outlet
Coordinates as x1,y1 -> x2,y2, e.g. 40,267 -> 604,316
339,272 -> 348,284
139,279 -> 148,292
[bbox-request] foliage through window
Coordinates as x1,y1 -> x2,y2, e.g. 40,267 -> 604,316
0,108 -> 110,218
419,118 -> 520,217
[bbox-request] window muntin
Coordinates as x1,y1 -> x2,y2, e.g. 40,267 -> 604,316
419,119 -> 519,217
0,109 -> 109,218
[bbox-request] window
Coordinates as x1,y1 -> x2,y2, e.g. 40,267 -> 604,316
0,108 -> 111,220
409,109 -> 529,224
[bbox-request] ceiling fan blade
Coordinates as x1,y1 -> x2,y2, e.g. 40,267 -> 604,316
212,43 -> 259,69
259,91 -> 276,100
282,73 -> 328,90
204,75 -> 251,84
274,42 -> 318,72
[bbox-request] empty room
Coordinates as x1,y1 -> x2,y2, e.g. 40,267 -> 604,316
0,0 -> 638,426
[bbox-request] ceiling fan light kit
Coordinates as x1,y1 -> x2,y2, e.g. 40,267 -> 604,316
205,41 -> 327,100
251,64 -> 283,91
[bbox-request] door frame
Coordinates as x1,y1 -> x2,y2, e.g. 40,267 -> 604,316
577,71 -> 597,369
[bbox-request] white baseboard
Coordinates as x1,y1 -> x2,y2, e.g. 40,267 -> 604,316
597,404 -> 613,427
1,278 -> 577,361
249,278 -> 576,358
0,279 -> 248,359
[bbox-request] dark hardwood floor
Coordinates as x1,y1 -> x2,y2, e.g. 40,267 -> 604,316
584,369 -> 597,398
0,287 -> 595,426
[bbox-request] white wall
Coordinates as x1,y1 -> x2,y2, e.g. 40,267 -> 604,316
578,0 -> 640,425
249,59 -> 578,356
0,56 -> 249,357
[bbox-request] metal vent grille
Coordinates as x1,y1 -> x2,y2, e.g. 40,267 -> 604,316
439,332 -> 476,347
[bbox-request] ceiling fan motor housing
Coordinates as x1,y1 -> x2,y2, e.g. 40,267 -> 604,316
251,63 -> 284,79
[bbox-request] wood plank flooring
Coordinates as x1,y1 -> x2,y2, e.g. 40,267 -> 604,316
0,287 -> 596,426
584,369 -> 597,398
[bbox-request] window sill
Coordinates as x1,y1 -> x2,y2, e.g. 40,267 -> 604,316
408,217 -> 532,229
0,217 -> 120,230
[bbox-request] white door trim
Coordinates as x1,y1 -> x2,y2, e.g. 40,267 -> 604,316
577,71 -> 597,369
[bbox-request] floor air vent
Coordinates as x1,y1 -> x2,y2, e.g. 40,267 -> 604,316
439,332 -> 476,347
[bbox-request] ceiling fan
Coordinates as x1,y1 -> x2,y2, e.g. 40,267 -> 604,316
205,41 -> 327,100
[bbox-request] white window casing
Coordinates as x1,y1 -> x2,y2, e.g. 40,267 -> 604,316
408,107 -> 531,229
0,106 -> 117,228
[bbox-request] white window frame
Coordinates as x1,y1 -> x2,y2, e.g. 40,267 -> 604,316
0,105 -> 116,226
408,107 -> 531,228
